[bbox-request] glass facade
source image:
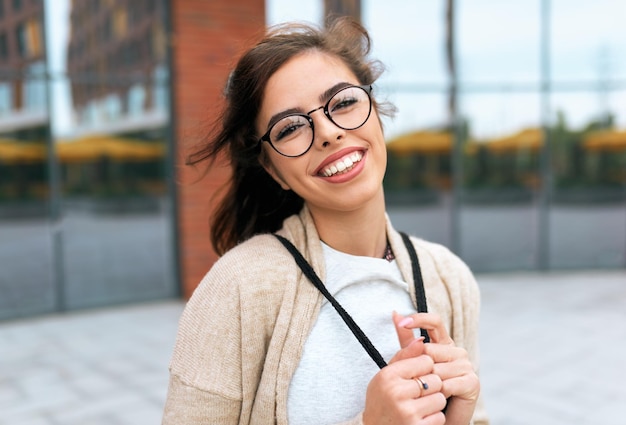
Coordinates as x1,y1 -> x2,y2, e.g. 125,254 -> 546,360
2,0 -> 624,320
0,0 -> 176,320
363,0 -> 626,272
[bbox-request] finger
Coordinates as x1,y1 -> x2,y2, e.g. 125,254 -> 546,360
411,393 -> 448,421
423,343 -> 467,365
383,354 -> 434,381
388,336 -> 425,364
439,373 -> 481,401
408,373 -> 443,399
393,311 -> 416,349
432,359 -> 475,382
398,313 -> 454,344
414,410 -> 446,425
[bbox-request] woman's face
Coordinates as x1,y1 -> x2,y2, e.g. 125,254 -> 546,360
256,51 -> 387,218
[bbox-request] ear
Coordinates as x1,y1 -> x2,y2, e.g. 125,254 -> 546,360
260,152 -> 291,191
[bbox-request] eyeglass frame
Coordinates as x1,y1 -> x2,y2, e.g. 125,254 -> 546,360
258,84 -> 374,158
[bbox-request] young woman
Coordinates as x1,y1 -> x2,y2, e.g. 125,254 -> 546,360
163,18 -> 489,425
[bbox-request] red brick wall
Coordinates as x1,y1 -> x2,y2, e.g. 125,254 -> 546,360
170,0 -> 266,298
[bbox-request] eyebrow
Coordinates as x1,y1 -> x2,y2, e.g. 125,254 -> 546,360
319,81 -> 352,104
265,81 -> 354,131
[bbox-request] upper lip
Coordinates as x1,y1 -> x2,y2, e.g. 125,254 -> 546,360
314,146 -> 365,175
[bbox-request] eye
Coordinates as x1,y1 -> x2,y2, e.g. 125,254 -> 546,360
329,87 -> 363,114
331,97 -> 358,113
271,115 -> 309,142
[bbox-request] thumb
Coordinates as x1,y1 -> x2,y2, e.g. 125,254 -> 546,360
389,336 -> 426,364
393,311 -> 416,348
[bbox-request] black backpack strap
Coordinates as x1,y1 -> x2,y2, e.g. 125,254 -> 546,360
399,232 -> 430,342
274,234 -> 388,369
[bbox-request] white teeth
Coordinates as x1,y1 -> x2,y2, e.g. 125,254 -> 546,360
321,151 -> 363,177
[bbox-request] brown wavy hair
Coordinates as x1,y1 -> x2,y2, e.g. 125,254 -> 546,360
187,17 -> 394,255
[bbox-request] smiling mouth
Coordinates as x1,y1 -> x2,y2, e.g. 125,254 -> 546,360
319,151 -> 364,177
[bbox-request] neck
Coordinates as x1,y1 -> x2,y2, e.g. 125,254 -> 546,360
308,191 -> 388,259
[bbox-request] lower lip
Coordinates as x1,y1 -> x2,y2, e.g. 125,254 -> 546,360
319,152 -> 366,183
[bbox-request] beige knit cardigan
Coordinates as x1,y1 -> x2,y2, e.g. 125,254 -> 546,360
163,206 -> 489,424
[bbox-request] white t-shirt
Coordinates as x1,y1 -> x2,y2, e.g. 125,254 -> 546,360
287,242 -> 418,424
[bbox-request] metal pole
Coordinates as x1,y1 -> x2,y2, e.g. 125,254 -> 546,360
165,0 -> 182,297
538,0 -> 552,270
42,0 -> 66,311
447,0 -> 462,254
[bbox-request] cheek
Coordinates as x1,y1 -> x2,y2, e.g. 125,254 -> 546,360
261,150 -> 292,190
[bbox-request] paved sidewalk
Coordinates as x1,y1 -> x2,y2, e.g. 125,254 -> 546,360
478,270 -> 626,425
1,270 -> 625,424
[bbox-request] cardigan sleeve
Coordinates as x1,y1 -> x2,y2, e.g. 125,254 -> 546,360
457,262 -> 490,425
163,374 -> 242,424
441,246 -> 490,425
162,257 -> 245,424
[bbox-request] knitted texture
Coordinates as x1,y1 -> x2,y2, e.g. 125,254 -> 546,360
163,206 -> 489,424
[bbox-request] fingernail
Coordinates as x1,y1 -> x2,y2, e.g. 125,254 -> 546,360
398,317 -> 414,328
408,336 -> 425,347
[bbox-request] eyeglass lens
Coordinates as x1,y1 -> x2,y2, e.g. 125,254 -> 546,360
268,85 -> 371,157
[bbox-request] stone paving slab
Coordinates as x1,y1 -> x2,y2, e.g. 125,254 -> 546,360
0,302 -> 182,425
478,270 -> 626,425
0,270 -> 625,424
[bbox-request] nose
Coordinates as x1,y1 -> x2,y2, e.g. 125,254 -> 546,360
309,108 -> 345,149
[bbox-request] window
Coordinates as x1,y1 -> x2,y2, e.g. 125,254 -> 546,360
0,33 -> 8,60
128,83 -> 146,116
14,19 -> 42,58
16,23 -> 26,57
0,82 -> 12,114
23,61 -> 46,110
113,7 -> 127,39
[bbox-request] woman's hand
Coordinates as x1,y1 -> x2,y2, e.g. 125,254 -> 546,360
393,312 -> 480,425
363,345 -> 447,425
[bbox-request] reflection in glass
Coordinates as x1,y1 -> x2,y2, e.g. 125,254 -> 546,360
54,0 -> 174,310
551,92 -> 626,202
382,91 -> 451,247
365,0 -> 447,85
552,0 -> 626,81
460,92 -> 542,200
0,0 -> 56,319
458,0 -> 541,84
458,92 -> 542,271
548,90 -> 626,268
2,0 -> 174,320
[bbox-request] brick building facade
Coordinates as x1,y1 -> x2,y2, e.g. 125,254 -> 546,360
169,0 -> 266,298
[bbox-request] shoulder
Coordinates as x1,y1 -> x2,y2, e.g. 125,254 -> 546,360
215,233 -> 290,272
402,234 -> 478,297
195,233 -> 299,300
411,237 -> 471,275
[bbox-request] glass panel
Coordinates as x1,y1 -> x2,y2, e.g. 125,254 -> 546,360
383,91 -> 451,246
458,0 -> 541,84
364,0 -> 450,246
0,78 -> 55,320
0,0 -> 55,320
47,0 -> 175,310
266,0 -> 322,25
552,0 -> 626,81
549,90 -> 626,268
459,92 -> 542,271
550,0 -> 626,269
365,0 -> 447,85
